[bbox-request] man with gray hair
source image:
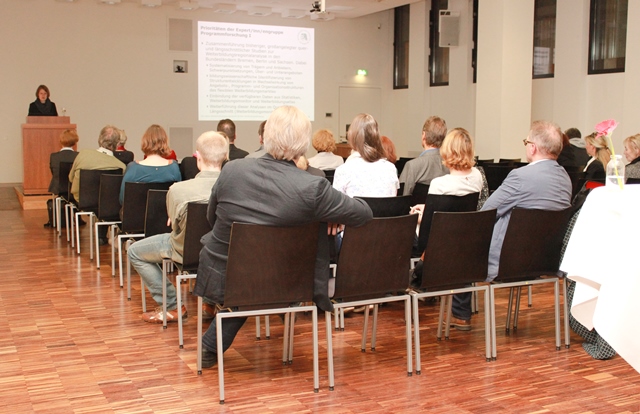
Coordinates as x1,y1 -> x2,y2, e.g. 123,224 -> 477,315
450,120 -> 572,331
128,131 -> 229,323
194,106 -> 373,367
68,125 -> 126,203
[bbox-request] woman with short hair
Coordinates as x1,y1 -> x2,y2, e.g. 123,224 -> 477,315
308,129 -> 344,170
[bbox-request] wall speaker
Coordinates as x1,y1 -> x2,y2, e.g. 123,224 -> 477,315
439,10 -> 460,47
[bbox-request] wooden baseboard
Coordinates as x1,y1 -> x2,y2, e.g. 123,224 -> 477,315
14,186 -> 50,210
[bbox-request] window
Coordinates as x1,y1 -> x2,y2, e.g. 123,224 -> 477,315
589,0 -> 628,74
394,5 -> 410,89
533,0 -> 556,78
429,0 -> 449,86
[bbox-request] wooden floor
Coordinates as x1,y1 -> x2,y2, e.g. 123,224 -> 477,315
1,194 -> 639,413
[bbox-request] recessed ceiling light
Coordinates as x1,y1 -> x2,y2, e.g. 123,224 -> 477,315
212,3 -> 236,13
248,6 -> 271,16
179,1 -> 198,10
99,0 -> 121,4
281,9 -> 307,19
141,0 -> 162,7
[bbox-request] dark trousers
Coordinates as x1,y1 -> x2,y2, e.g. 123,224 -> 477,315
452,292 -> 472,320
202,312 -> 247,354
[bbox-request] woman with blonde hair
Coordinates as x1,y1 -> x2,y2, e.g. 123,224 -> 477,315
583,133 -> 611,181
623,134 -> 640,179
119,124 -> 181,204
308,129 -> 344,170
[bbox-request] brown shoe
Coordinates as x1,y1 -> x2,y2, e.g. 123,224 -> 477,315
449,317 -> 471,331
202,302 -> 217,321
143,305 -> 187,324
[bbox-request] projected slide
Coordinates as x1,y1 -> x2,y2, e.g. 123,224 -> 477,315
198,21 -> 314,121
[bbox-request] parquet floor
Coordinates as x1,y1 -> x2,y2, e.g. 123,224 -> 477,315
1,194 -> 639,413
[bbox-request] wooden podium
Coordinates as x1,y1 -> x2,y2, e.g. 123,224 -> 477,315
21,116 -> 76,195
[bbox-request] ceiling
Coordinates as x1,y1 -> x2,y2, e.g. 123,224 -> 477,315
74,0 -> 418,19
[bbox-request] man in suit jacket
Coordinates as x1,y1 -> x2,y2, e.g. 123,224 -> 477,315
399,116 -> 450,195
194,106 -> 373,367
217,118 -> 249,160
450,120 -> 572,330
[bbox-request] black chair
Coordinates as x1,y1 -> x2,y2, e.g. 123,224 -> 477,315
626,177 -> 640,184
498,158 -> 521,166
355,195 -> 412,217
411,209 -> 496,373
513,161 -> 529,168
114,150 -> 134,165
483,163 -> 517,192
196,222 -> 321,403
395,157 -> 413,177
94,174 -> 124,270
475,158 -> 494,167
489,207 -> 573,360
323,169 -> 335,185
115,181 -> 174,288
410,182 -> 430,206
179,156 -> 199,181
567,171 -> 587,199
327,214 -> 418,388
144,190 -> 171,238
70,168 -> 123,258
415,192 -> 480,258
55,161 -> 74,237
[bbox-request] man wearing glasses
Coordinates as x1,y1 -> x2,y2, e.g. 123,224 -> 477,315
449,120 -> 572,331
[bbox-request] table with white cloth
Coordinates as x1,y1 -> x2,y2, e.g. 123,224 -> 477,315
561,184 -> 640,373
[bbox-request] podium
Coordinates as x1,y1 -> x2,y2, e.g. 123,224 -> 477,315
21,116 -> 76,195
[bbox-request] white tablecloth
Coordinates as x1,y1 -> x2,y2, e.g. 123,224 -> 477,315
561,185 -> 640,373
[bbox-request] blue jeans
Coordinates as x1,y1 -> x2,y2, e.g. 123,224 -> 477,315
127,234 -> 177,310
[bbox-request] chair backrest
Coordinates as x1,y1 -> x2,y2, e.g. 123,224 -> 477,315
498,158 -> 521,165
58,161 -> 74,197
475,158 -> 494,167
333,214 -> 418,301
223,222 -> 320,309
420,209 -> 496,290
627,177 -> 640,184
416,192 -> 480,256
181,202 -> 212,270
121,181 -> 174,234
410,182 -> 430,206
323,169 -> 335,185
179,156 -> 199,181
78,168 -> 123,211
144,190 -> 171,237
496,207 -> 573,281
483,163 -> 517,192
355,195 -> 412,217
97,174 -> 123,221
567,171 -> 586,199
395,157 -> 413,177
114,150 -> 134,165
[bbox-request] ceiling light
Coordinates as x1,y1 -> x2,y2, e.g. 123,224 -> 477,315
310,12 -> 335,21
141,0 -> 162,7
248,6 -> 271,16
178,1 -> 198,10
281,9 -> 307,19
99,0 -> 121,4
56,0 -> 78,3
212,3 -> 236,13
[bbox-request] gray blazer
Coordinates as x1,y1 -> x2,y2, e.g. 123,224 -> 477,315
481,159 -> 572,280
194,154 -> 373,312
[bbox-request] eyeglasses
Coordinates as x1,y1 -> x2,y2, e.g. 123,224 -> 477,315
523,139 -> 534,147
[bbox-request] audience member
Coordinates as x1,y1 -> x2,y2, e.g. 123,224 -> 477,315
28,84 -> 58,116
114,129 -> 134,165
333,114 -> 398,197
556,132 -> 576,169
245,121 -> 267,158
399,116 -> 449,195
449,120 -> 572,331
69,125 -> 126,203
623,134 -> 640,179
44,129 -> 79,228
119,124 -> 181,204
308,129 -> 344,170
583,132 -> 611,181
380,135 -> 398,164
565,127 -> 590,168
128,131 -> 228,324
194,105 -> 373,368
218,119 -> 248,160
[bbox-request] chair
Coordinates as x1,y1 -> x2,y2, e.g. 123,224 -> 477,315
489,207 -> 573,360
567,171 -> 586,199
498,158 -> 521,165
195,222 -> 320,404
323,169 -> 335,185
55,161 -> 74,237
475,158 -> 494,167
94,174 -> 124,270
179,156 -> 199,181
410,209 -> 496,373
326,214 -> 418,389
483,163 -> 517,192
627,177 -> 640,184
69,168 -> 122,258
355,195 -> 412,217
395,157 -> 413,177
114,150 -> 134,165
160,202 -> 212,343
409,182 -> 430,206
415,192 -> 480,258
115,181 -> 174,287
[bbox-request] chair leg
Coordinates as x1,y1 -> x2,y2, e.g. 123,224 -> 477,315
89,213 -> 94,260
505,288 -> 514,334
265,316 -> 270,339
255,316 -> 261,340
528,285 -> 533,307
140,278 -> 146,313
325,311 -> 335,391
196,295 -> 203,375
483,288 -> 492,362
161,259 -> 168,329
444,296 -> 452,340
117,235 -> 124,288
513,286 -> 522,332
554,280 -> 561,351
55,198 -> 62,236
404,296 -> 413,376
412,294 -> 422,375
562,278 -> 570,349
311,308 -> 319,393
334,308 -> 339,331
361,306 -> 369,352
126,239 -> 134,301
282,313 -> 290,364
75,211 -> 81,254
216,313 -> 225,404
94,222 -> 100,268
177,274 -> 184,347
371,304 -> 379,351
436,296 -> 446,340
287,314 -> 295,365
339,308 -> 345,331
490,286 -> 498,360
